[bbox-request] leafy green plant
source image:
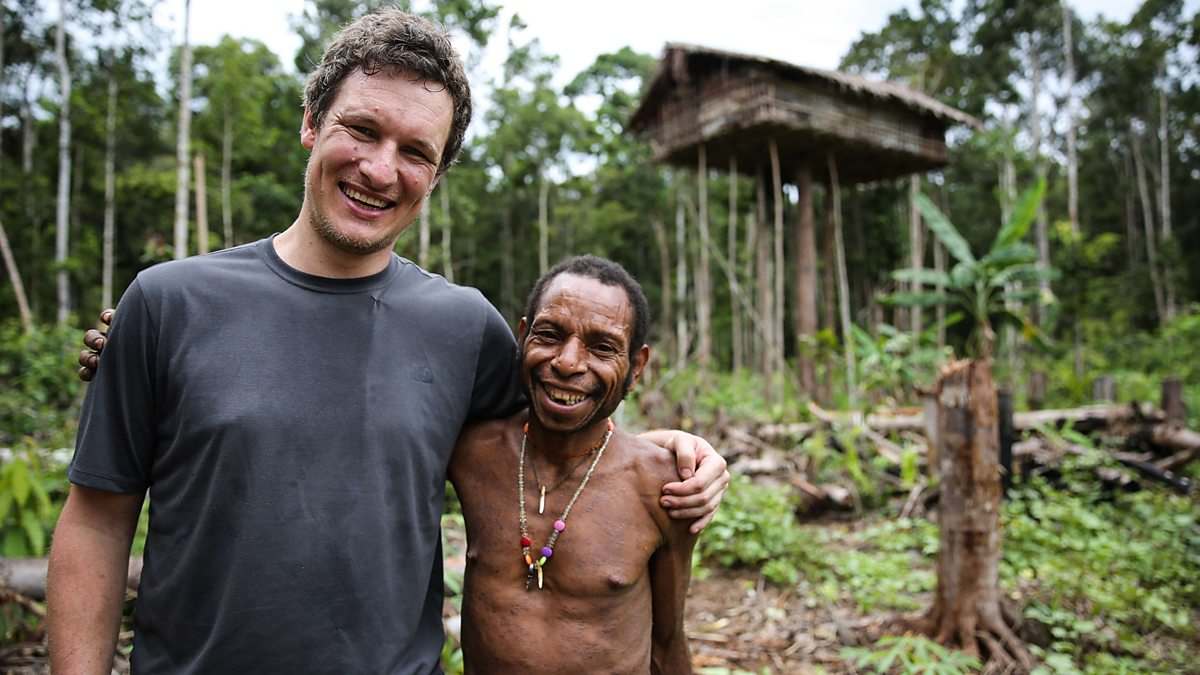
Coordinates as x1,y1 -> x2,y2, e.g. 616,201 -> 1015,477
0,448 -> 60,557
695,474 -> 822,585
888,180 -> 1052,358
841,635 -> 981,674
1002,462 -> 1199,670
0,321 -> 85,449
851,318 -> 959,404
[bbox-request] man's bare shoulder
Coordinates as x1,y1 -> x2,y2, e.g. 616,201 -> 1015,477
457,412 -> 525,451
451,412 -> 527,479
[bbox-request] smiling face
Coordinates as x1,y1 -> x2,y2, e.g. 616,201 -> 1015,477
298,68 -> 453,259
519,274 -> 650,435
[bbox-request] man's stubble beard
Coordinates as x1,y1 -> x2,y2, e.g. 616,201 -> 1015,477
304,161 -> 408,257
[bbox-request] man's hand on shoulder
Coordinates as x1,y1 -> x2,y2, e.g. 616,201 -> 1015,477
78,309 -> 113,382
636,429 -> 730,534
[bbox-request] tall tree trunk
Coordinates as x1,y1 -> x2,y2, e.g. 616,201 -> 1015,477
0,12 -> 30,332
418,200 -> 431,268
827,155 -> 856,407
744,205 -> 758,372
1121,150 -> 1139,264
909,174 -> 924,340
440,179 -> 453,282
536,175 -> 549,274
0,221 -> 33,333
20,96 -> 38,318
819,199 -> 836,405
1130,126 -> 1166,324
652,217 -> 672,360
1158,73 -> 1175,321
728,157 -> 743,372
755,170 -> 773,383
792,158 -> 816,397
194,153 -> 209,255
917,359 -> 1033,670
933,240 -> 946,351
102,71 -> 118,310
54,0 -> 72,324
501,203 -> 514,322
173,0 -> 192,260
1029,45 -> 1050,329
769,143 -> 787,389
674,188 -> 689,371
1062,1 -> 1079,235
695,145 -> 711,367
221,104 -> 233,248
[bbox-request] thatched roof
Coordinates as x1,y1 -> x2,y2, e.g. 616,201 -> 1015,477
630,43 -> 980,132
628,43 -> 981,184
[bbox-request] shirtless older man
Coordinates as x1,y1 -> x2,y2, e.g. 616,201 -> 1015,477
449,255 -> 696,673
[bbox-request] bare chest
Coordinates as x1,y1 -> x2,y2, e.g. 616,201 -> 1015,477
458,468 -> 664,597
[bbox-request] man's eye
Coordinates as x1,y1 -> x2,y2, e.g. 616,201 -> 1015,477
349,125 -> 374,138
592,343 -> 618,356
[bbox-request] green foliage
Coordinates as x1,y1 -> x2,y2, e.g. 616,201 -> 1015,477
851,319 -> 958,404
1002,458 -> 1199,670
0,447 -> 61,557
0,321 -> 83,448
841,635 -> 981,675
694,475 -> 819,585
816,518 -> 938,613
888,180 -> 1052,358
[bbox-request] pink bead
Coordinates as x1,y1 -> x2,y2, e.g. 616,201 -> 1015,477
553,520 -> 566,532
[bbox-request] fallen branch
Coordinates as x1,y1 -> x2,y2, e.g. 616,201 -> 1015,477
0,557 -> 143,601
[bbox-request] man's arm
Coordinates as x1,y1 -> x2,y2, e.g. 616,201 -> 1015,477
648,519 -> 699,675
47,484 -> 144,675
638,430 -> 730,533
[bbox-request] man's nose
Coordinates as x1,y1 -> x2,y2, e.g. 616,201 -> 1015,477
551,338 -> 587,376
358,145 -> 398,188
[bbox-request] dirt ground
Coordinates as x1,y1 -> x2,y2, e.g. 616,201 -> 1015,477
684,568 -> 866,673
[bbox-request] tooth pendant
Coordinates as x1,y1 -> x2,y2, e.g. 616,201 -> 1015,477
538,486 -> 546,514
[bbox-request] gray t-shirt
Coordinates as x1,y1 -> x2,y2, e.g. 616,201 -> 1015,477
70,237 -> 524,674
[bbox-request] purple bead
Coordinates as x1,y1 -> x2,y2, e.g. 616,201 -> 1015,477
541,546 -> 553,558
553,519 -> 566,532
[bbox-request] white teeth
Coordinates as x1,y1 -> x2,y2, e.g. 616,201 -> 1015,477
545,385 -> 586,405
344,186 -> 389,209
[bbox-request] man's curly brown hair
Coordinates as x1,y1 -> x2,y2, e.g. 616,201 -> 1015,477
302,8 -> 472,175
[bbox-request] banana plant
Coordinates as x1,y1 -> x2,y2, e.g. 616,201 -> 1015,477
887,179 -> 1053,359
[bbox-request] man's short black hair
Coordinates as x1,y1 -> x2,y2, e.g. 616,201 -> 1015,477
522,255 -> 650,360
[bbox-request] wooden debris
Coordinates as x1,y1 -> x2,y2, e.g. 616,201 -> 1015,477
0,557 -> 142,600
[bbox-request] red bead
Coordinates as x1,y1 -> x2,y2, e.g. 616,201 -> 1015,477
520,536 -> 532,548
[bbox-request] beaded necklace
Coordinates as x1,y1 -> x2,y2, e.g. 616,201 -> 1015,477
528,434 -> 608,514
518,418 -> 614,591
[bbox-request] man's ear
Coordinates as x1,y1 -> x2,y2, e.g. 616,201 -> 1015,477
629,344 -> 650,389
300,108 -> 317,150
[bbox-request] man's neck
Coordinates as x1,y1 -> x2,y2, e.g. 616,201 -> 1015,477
273,218 -> 393,279
524,416 -> 613,470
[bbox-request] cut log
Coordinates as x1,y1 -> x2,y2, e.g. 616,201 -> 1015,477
0,557 -> 142,600
1162,377 -> 1187,425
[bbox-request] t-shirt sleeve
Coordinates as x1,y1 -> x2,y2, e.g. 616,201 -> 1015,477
68,278 -> 158,494
466,299 -> 525,421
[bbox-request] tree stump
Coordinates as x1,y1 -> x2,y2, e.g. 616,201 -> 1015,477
919,359 -> 1033,671
1162,377 -> 1186,425
1092,375 -> 1116,403
1027,370 -> 1046,410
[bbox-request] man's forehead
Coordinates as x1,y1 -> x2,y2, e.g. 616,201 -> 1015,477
537,275 -> 634,334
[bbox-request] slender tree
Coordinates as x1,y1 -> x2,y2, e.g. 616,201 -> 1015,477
173,0 -> 192,259
54,0 -> 72,323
